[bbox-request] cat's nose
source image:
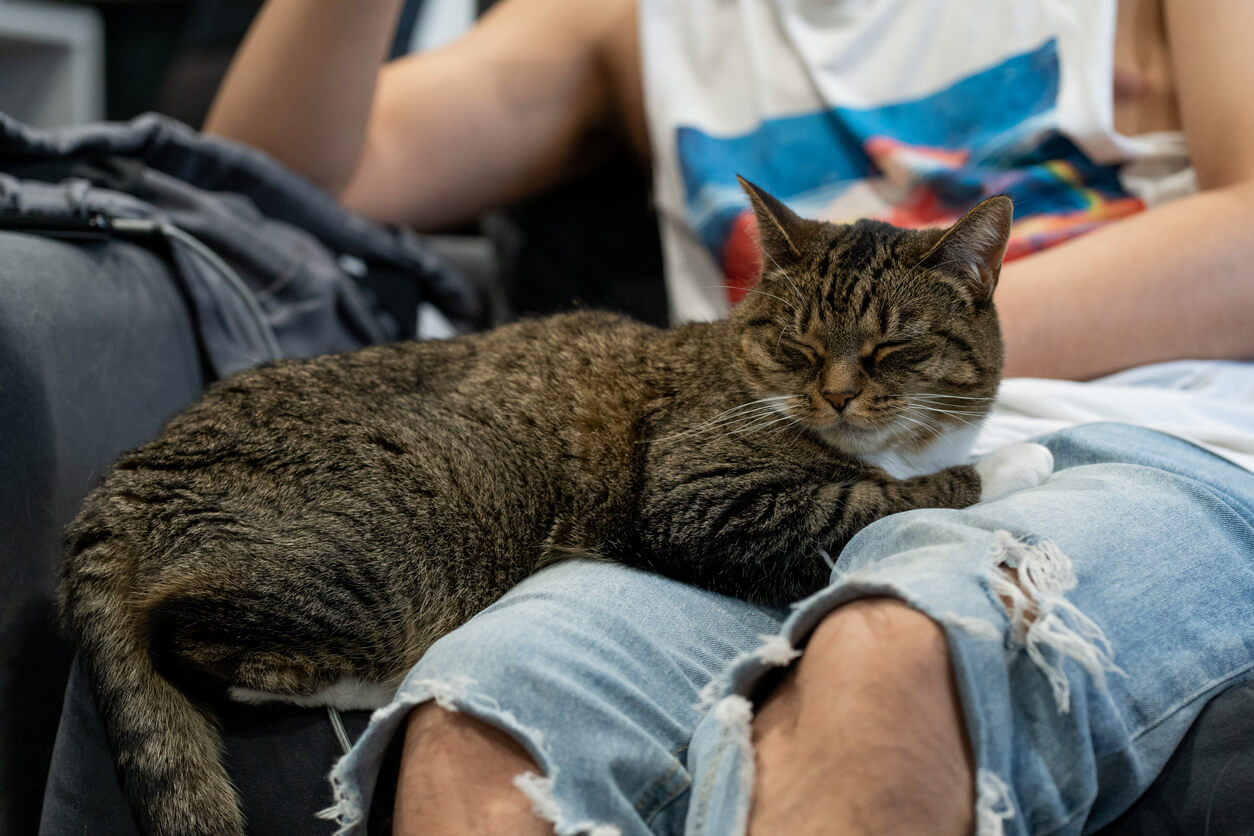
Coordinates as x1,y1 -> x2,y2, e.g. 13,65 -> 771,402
823,389 -> 860,412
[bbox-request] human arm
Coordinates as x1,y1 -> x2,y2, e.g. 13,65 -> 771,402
203,0 -> 404,201
205,0 -> 645,229
995,0 -> 1254,379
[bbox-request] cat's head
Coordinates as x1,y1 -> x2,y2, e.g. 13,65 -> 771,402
728,178 -> 1011,458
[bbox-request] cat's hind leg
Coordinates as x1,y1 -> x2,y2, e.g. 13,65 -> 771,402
146,554 -> 421,711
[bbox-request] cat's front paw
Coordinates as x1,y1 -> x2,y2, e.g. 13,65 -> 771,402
975,443 -> 1054,502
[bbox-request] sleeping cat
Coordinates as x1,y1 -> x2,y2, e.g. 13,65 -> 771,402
60,180 -> 1051,836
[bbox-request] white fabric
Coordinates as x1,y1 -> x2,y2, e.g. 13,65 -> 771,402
977,363 -> 1254,474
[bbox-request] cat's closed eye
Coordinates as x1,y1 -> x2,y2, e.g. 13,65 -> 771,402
778,338 -> 822,365
862,339 -> 911,371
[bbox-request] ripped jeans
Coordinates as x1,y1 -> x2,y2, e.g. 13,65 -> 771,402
324,424 -> 1254,835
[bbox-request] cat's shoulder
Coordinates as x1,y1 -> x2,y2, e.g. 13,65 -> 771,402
507,310 -> 659,339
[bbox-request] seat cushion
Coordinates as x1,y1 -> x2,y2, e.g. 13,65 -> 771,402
0,230 -> 205,835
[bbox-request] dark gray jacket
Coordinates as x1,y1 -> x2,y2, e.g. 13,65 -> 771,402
0,111 -> 481,378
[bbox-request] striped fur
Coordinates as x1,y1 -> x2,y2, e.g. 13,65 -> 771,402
60,187 -> 1012,834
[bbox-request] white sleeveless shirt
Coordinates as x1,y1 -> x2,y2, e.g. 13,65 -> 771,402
640,0 -> 1194,323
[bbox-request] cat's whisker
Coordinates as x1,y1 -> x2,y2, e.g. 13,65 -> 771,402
904,398 -> 990,416
684,406 -> 772,429
725,415 -> 797,439
649,396 -> 803,445
720,404 -> 803,438
763,420 -> 804,441
907,406 -> 990,417
704,401 -> 792,420
695,395 -> 798,423
893,411 -> 941,436
905,403 -> 988,418
897,407 -> 953,436
887,414 -> 935,447
906,393 -> 997,401
724,410 -> 797,432
650,413 -> 779,445
900,406 -> 981,431
901,403 -> 969,422
705,408 -> 795,434
707,398 -> 800,424
904,398 -> 994,421
908,400 -> 994,410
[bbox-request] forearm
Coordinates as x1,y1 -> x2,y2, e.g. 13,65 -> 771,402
996,180 -> 1254,379
204,0 -> 404,196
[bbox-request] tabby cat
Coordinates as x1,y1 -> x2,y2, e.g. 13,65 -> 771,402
60,180 -> 1051,836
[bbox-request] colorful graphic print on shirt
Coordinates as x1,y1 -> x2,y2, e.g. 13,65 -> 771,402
675,39 -> 1142,303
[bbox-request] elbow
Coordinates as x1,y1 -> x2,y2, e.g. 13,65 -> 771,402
1210,177 -> 1254,228
203,105 -> 358,200
206,123 -> 356,201
1191,156 -> 1254,197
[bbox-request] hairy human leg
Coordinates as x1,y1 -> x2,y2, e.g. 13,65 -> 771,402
748,598 -> 973,836
393,703 -> 552,836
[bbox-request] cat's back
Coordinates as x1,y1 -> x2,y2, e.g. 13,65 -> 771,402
72,311 -> 665,549
455,309 -> 662,393
138,309 -> 660,445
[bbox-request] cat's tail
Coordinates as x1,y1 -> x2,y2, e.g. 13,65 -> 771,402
60,521 -> 245,836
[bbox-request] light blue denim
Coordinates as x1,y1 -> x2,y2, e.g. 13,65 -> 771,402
325,424 -> 1254,835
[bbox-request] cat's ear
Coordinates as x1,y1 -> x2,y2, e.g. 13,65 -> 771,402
738,175 -> 809,267
918,196 -> 1013,302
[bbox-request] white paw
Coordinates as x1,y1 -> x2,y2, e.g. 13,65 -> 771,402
975,443 -> 1054,502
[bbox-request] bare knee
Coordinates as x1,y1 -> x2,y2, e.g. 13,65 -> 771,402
402,701 -> 537,766
748,598 -> 974,836
805,597 -> 953,681
393,703 -> 552,836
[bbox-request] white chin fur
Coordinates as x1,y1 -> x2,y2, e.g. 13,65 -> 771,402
845,422 -> 982,479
